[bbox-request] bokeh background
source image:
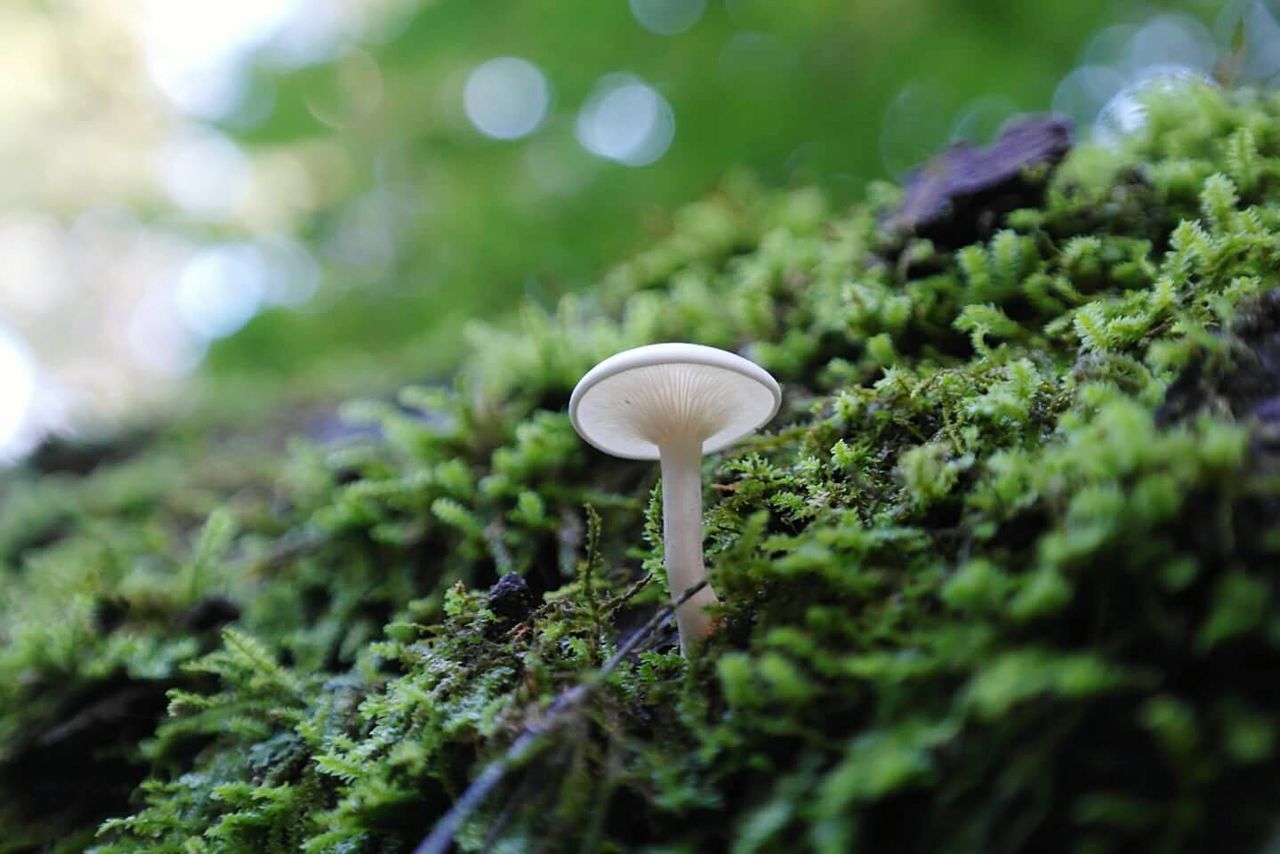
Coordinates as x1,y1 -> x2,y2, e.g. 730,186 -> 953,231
0,0 -> 1268,460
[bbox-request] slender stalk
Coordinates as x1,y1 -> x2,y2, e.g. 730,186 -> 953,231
659,435 -> 719,655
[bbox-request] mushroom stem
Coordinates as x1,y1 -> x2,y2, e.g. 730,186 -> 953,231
659,435 -> 719,655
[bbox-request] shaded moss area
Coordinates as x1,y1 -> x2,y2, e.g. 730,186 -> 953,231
6,85 -> 1280,851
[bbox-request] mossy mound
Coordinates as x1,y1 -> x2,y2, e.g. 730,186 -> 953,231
6,85 -> 1280,852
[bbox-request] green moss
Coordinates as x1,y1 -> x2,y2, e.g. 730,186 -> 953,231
6,84 -> 1280,851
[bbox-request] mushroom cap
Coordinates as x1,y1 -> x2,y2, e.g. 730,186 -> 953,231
569,343 -> 781,460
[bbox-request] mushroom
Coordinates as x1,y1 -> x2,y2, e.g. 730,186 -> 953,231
569,343 -> 781,655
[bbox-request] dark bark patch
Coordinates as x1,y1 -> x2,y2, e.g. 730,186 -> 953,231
890,115 -> 1073,249
487,572 -> 537,623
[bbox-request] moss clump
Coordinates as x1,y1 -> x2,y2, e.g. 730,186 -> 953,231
6,84 -> 1280,851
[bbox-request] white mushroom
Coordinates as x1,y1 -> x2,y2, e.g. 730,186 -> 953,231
569,343 -> 781,655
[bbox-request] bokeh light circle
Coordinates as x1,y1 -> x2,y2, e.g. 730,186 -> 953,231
1052,65 -> 1126,130
1126,14 -> 1216,75
306,49 -> 385,129
629,0 -> 706,36
879,83 -> 953,178
951,94 -> 1018,145
575,75 -> 675,167
158,128 -> 251,218
464,57 -> 551,140
174,245 -> 267,340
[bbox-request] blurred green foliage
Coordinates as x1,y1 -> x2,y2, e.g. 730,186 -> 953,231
210,0 -> 1144,386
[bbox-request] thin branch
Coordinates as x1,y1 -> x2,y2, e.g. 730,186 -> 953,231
413,579 -> 708,854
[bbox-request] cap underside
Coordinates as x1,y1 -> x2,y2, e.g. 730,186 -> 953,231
571,360 -> 779,459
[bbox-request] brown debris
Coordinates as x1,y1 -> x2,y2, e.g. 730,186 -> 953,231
890,115 -> 1073,249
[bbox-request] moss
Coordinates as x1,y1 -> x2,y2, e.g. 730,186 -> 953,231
6,84 -> 1280,851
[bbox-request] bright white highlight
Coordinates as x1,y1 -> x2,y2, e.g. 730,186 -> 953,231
464,57 -> 551,140
142,0 -> 307,118
0,328 -> 37,455
1095,66 -> 1211,146
575,75 -> 675,167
